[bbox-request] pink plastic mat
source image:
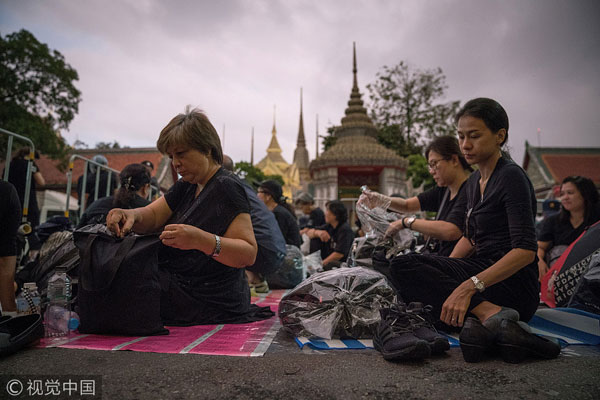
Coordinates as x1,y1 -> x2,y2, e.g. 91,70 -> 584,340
37,290 -> 285,357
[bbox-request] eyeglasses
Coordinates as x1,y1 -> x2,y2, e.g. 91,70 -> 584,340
427,158 -> 447,171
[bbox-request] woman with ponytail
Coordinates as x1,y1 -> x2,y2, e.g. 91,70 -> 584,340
77,163 -> 151,228
257,180 -> 301,248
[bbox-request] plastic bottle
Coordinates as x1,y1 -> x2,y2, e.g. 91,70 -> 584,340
44,306 -> 80,336
16,282 -> 41,315
44,266 -> 72,337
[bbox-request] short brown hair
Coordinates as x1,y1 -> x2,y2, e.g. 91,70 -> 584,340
156,106 -> 223,164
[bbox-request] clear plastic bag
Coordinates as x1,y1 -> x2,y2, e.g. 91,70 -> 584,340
265,245 -> 306,289
303,250 -> 323,276
355,195 -> 413,250
278,267 -> 397,340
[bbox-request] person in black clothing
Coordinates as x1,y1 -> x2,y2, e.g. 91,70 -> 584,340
389,98 -> 540,331
141,160 -> 160,199
77,163 -> 151,228
257,180 -> 302,248
359,136 -> 472,256
0,181 -> 22,313
537,175 -> 600,281
296,191 -> 326,254
5,147 -> 45,231
106,107 -> 272,325
305,200 -> 355,269
77,154 -> 118,210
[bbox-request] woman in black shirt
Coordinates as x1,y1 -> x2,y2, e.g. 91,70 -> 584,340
390,98 -> 539,332
106,107 -> 271,325
360,135 -> 472,256
257,180 -> 302,248
537,175 -> 600,280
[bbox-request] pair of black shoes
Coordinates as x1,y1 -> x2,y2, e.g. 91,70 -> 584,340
0,314 -> 44,358
373,302 -> 450,361
459,314 -> 561,364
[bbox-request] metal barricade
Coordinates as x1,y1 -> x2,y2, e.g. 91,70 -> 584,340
64,155 -> 121,218
1,127 -> 36,227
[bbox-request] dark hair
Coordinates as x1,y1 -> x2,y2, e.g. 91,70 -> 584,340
558,175 -> 600,224
260,179 -> 296,215
326,200 -> 348,225
222,155 -> 234,172
456,98 -> 511,159
156,106 -> 223,165
113,163 -> 151,209
425,135 -> 473,172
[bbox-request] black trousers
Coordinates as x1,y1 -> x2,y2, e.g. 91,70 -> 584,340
389,254 -> 540,323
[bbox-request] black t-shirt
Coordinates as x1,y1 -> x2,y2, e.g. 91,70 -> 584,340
161,167 -> 252,320
6,158 -> 40,226
76,194 -> 150,228
417,183 -> 468,256
272,204 -> 302,247
0,181 -> 22,257
318,221 -> 355,262
538,205 -> 600,247
460,157 -> 538,260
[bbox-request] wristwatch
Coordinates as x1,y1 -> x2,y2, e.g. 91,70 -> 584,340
211,235 -> 222,258
402,217 -> 416,230
470,276 -> 485,292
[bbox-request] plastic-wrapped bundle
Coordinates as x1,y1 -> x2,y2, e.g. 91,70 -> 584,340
278,267 -> 397,340
265,245 -> 306,289
355,196 -> 413,250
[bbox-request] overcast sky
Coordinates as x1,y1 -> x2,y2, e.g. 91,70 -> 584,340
1,0 -> 599,166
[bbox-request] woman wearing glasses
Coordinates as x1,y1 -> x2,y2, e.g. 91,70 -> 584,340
537,175 -> 600,281
360,135 -> 472,256
380,98 -> 551,363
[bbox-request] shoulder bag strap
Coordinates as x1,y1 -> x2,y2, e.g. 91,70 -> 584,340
422,188 -> 450,251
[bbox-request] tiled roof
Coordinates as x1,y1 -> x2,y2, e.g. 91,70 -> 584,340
310,136 -> 407,170
3,147 -> 167,188
523,141 -> 600,184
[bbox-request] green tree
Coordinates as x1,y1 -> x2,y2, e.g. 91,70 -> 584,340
367,61 -> 460,150
406,154 -> 435,191
321,126 -> 337,152
0,29 -> 81,160
95,141 -> 121,149
234,161 -> 284,187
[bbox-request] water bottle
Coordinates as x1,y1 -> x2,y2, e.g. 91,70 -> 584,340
16,282 -> 41,315
45,266 -> 72,337
44,306 -> 79,336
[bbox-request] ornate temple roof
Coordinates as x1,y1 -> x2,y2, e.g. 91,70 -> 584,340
293,88 -> 310,170
310,43 -> 407,171
256,107 -> 289,170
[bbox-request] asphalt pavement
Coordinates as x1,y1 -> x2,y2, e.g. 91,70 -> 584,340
2,328 -> 600,400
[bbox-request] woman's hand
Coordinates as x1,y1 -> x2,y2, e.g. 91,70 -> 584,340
385,219 -> 404,238
357,190 -> 391,210
440,280 -> 476,328
106,208 -> 136,238
160,224 -> 203,250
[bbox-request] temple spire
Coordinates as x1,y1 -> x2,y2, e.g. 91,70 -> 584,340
316,113 -> 319,157
267,104 -> 283,155
250,126 -> 254,165
352,41 -> 358,93
272,105 -> 277,135
296,88 -> 306,147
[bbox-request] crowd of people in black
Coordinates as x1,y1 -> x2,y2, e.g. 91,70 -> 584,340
1,98 -> 599,363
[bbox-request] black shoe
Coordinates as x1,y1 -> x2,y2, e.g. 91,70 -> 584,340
459,317 -> 497,363
496,319 -> 561,364
0,314 -> 44,358
406,302 -> 450,354
373,305 -> 431,361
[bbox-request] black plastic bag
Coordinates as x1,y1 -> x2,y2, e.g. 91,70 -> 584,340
278,267 -> 396,340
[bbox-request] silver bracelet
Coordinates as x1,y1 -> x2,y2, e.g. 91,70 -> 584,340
211,235 -> 221,258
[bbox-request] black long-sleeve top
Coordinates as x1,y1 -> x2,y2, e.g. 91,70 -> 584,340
461,157 -> 538,261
